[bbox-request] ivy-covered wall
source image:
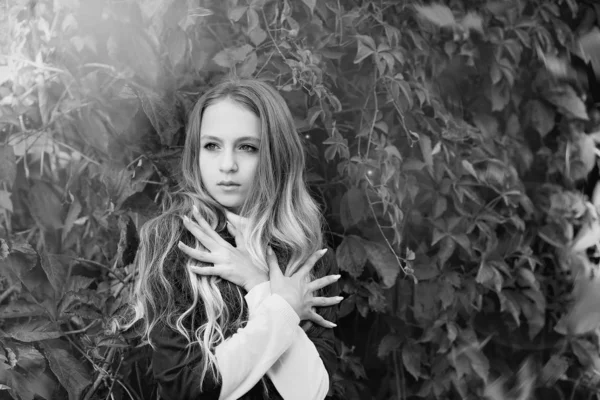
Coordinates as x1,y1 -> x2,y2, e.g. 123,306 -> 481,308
2,0 -> 600,399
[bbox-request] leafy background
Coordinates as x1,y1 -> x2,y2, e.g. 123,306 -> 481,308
2,0 -> 600,399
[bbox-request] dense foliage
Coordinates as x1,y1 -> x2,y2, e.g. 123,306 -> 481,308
2,0 -> 600,398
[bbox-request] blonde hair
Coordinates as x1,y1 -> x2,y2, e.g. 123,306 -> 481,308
117,77 -> 324,390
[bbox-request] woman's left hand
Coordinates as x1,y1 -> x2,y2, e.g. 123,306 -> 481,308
178,207 -> 268,292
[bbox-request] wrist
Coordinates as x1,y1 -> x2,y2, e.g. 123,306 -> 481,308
245,276 -> 269,292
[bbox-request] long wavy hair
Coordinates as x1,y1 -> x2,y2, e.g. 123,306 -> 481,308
116,77 -> 324,390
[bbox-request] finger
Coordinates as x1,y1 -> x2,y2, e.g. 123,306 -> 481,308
307,310 -> 336,328
297,249 -> 328,277
226,222 -> 245,250
190,208 -> 231,248
308,274 -> 341,292
310,296 -> 344,307
224,210 -> 244,227
189,265 -> 224,277
178,241 -> 220,264
267,246 -> 283,281
182,216 -> 219,251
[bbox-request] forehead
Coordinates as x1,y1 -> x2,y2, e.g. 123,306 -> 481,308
200,98 -> 261,140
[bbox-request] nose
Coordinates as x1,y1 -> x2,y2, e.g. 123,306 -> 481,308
219,149 -> 238,173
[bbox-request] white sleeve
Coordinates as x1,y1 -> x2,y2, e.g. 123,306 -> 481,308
215,293 -> 300,400
244,283 -> 330,400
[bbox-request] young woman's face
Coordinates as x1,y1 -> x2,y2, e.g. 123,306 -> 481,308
199,98 -> 261,214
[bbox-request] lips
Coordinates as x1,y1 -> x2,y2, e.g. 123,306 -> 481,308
218,182 -> 240,187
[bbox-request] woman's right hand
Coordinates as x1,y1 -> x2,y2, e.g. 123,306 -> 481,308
266,246 -> 342,328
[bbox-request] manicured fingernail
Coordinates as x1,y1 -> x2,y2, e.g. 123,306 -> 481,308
336,296 -> 344,301
178,241 -> 184,248
321,248 -> 328,255
193,204 -> 198,213
182,215 -> 189,222
329,322 -> 337,328
333,274 -> 341,280
267,247 -> 273,255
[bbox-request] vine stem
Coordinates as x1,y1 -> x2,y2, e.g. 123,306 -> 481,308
363,179 -> 410,277
104,354 -> 124,400
261,9 -> 286,62
0,283 -> 18,304
62,320 -> 98,335
393,349 -> 405,399
366,74 -> 378,157
69,256 -> 127,284
83,347 -> 117,400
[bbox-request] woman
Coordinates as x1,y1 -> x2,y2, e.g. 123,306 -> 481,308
119,77 -> 342,400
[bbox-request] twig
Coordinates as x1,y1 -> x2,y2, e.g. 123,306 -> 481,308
104,354 -> 123,400
261,9 -> 286,61
366,76 -> 378,157
68,257 -> 127,284
393,349 -> 404,400
83,347 -> 117,400
115,379 -> 142,400
62,320 -> 98,335
0,283 -> 18,304
364,178 -> 410,277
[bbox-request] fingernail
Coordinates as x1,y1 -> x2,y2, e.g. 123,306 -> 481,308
321,248 -> 328,255
329,322 -> 337,328
336,296 -> 344,301
333,274 -> 341,280
193,204 -> 198,213
177,241 -> 184,248
267,247 -> 273,255
182,215 -> 190,222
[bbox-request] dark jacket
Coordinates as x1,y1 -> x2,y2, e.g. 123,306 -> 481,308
149,227 -> 339,400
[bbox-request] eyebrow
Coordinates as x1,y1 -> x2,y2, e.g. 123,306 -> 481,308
200,135 -> 260,143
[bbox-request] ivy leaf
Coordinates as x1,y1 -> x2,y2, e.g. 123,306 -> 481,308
353,35 -> 376,64
101,166 -> 135,207
61,198 -> 82,243
377,334 -> 402,359
39,250 -> 69,296
322,129 -> 349,161
248,27 -> 267,46
133,87 -> 183,147
0,190 -> 12,212
546,85 -> 588,120
238,51 -> 258,77
414,4 -> 456,27
166,27 -> 187,68
116,214 -> 140,267
0,240 -> 47,293
339,187 -> 367,229
2,320 -> 62,342
301,0 -> 316,14
540,355 -> 569,385
0,300 -> 46,319
460,12 -> 483,33
362,240 -> 400,288
213,44 -> 254,69
0,145 -> 16,186
525,99 -> 555,137
475,263 -> 503,293
228,6 -> 248,22
40,339 -> 92,400
402,342 -> 422,379
336,235 -> 367,278
13,344 -> 46,378
28,182 -> 63,231
65,276 -> 95,293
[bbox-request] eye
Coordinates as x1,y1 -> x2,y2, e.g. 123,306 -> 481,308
240,144 -> 258,152
203,143 -> 218,150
